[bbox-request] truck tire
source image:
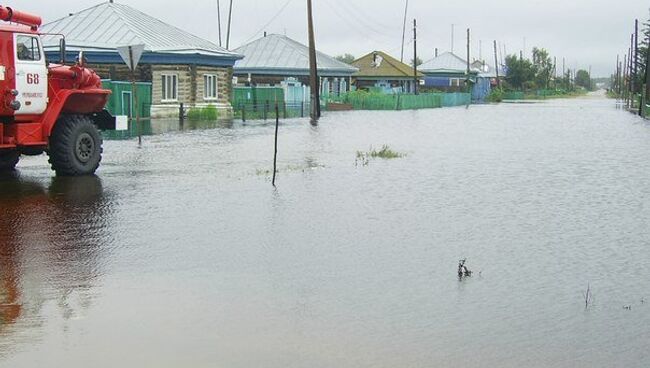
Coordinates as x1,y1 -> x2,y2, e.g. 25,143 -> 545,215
0,150 -> 19,171
48,115 -> 103,176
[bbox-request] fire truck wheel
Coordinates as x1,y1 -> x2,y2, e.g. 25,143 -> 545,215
0,150 -> 20,171
48,115 -> 103,176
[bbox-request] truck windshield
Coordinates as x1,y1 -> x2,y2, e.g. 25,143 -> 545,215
16,35 -> 41,61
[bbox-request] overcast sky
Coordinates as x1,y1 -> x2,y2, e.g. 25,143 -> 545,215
21,0 -> 650,77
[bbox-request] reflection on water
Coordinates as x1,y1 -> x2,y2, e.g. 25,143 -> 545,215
0,174 -> 111,356
2,96 -> 650,367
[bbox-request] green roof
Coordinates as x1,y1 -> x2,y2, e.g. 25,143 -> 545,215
352,51 -> 424,79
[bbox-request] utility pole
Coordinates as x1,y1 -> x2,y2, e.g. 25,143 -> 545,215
628,43 -> 633,108
413,18 -> 418,95
225,0 -> 233,49
621,51 -> 629,106
466,28 -> 471,96
217,0 -> 222,47
435,48 -> 438,58
307,0 -> 320,122
400,0 -> 409,62
615,55 -> 620,96
494,40 -> 500,88
644,44 -> 650,117
634,19 -> 640,92
630,33 -> 635,107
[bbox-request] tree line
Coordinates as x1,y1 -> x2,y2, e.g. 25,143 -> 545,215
503,48 -> 593,92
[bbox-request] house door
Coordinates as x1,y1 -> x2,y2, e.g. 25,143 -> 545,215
122,91 -> 133,118
14,33 -> 48,115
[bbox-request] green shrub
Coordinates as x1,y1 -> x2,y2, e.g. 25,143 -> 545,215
187,104 -> 219,121
486,88 -> 504,102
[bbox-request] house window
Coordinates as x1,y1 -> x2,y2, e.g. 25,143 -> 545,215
204,74 -> 218,100
161,74 -> 178,102
450,78 -> 462,87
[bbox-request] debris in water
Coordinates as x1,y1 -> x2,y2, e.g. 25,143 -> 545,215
458,259 -> 472,278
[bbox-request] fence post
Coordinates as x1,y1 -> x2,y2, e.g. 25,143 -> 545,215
301,101 -> 304,117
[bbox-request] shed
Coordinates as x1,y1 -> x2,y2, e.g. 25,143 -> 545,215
351,51 -> 424,94
41,1 -> 243,118
233,34 -> 357,103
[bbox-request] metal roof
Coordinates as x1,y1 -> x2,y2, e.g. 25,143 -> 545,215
352,51 -> 424,79
419,52 -> 479,75
471,60 -> 505,78
40,2 -> 241,60
233,34 -> 357,76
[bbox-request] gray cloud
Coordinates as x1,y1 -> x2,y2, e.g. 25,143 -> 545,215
20,0 -> 650,76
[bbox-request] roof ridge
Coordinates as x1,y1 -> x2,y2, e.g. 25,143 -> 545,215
43,1 -> 107,26
111,3 -> 222,49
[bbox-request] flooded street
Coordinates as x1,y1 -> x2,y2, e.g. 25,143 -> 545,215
2,96 -> 650,367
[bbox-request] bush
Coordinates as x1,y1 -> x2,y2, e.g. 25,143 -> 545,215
486,88 -> 504,102
187,104 -> 219,121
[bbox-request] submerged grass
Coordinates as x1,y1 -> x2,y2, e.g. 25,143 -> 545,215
356,145 -> 406,165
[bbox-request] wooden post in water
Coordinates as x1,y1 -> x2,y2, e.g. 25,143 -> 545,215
307,0 -> 320,123
494,40 -> 500,88
272,102 -> 280,187
413,18 -> 418,95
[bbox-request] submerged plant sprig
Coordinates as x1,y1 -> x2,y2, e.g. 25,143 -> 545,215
356,145 -> 406,166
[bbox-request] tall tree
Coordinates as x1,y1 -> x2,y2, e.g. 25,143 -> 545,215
575,69 -> 591,89
335,54 -> 356,64
531,47 -> 554,89
505,55 -> 536,90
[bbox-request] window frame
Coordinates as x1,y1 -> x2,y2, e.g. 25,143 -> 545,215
161,73 -> 179,102
203,74 -> 219,101
15,34 -> 43,62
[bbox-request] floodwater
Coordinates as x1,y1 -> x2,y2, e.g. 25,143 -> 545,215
1,94 -> 650,367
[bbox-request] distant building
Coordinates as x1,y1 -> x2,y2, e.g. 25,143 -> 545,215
351,51 -> 424,94
41,1 -> 243,118
419,52 -> 479,92
233,34 -> 358,103
471,60 -> 504,102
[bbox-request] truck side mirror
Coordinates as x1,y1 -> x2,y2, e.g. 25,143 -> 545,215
59,38 -> 66,64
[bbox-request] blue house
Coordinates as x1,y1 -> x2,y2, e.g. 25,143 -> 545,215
419,52 -> 478,92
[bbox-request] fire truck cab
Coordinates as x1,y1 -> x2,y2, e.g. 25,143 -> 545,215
0,5 -> 116,176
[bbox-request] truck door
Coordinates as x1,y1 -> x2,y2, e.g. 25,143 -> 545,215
14,34 -> 47,115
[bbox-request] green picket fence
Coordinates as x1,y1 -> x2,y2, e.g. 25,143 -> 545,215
503,91 -> 525,100
232,87 -> 285,107
329,92 -> 471,111
435,93 -> 472,107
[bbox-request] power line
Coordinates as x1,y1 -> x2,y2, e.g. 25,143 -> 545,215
242,0 -> 295,44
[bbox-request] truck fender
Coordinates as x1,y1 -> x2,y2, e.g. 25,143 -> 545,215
40,89 -> 111,137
